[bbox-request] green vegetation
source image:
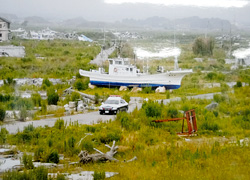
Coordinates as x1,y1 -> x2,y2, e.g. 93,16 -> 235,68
1,33 -> 250,179
192,37 -> 215,56
0,40 -> 99,79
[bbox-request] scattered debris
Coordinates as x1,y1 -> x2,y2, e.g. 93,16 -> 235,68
119,86 -> 128,91
0,46 -> 25,57
88,83 -> 96,89
78,141 -> 137,164
153,109 -> 198,136
155,86 -> 166,93
48,171 -> 119,180
131,87 -> 142,93
205,102 -> 218,110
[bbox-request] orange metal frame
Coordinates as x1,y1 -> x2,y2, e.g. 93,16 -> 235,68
152,109 -> 197,136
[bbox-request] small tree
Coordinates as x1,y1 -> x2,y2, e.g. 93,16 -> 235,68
192,37 -> 215,56
0,105 -> 6,121
47,88 -> 59,105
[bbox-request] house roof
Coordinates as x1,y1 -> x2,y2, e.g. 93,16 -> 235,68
0,17 -> 11,24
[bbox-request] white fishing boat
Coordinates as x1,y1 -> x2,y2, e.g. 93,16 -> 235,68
79,57 -> 192,89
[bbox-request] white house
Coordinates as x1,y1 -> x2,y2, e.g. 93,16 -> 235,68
0,17 -> 11,42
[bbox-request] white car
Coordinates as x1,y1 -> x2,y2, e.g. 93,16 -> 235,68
99,96 -> 128,115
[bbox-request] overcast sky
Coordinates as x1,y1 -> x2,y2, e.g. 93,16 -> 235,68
0,0 -> 250,23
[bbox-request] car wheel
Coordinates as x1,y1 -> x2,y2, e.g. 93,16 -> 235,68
99,111 -> 103,115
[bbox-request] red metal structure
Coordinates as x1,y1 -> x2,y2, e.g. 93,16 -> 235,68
152,109 -> 198,136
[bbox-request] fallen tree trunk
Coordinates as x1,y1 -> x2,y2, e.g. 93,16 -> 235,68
78,140 -> 137,164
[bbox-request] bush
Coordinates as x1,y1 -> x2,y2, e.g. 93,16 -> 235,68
34,147 -> 45,162
23,153 -> 34,169
71,92 -> 80,101
54,119 -> 65,130
94,93 -> 100,104
20,107 -> 28,121
74,79 -> 88,91
93,171 -> 105,180
167,106 -> 179,118
123,94 -> 130,103
142,100 -> 162,118
47,151 -> 59,164
42,78 -> 53,88
0,128 -> 9,144
234,81 -> 242,88
0,105 -> 6,121
47,88 -> 59,105
117,112 -> 131,130
32,93 -> 42,107
192,37 -> 214,56
41,100 -> 47,115
142,86 -> 153,94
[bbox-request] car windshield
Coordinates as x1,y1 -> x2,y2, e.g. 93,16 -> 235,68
104,100 -> 119,104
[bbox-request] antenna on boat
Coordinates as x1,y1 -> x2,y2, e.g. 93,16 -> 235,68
173,19 -> 179,70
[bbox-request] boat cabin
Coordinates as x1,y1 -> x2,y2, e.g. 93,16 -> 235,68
108,58 -> 140,76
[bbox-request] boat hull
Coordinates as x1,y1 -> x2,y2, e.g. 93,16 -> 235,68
79,69 -> 192,89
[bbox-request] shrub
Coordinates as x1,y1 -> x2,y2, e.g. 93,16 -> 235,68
32,93 -> 42,107
41,100 -> 47,115
0,105 -> 6,121
71,92 -> 80,101
47,88 -> 59,105
20,107 -> 28,121
142,86 -> 153,94
47,151 -> 59,164
94,93 -> 100,104
92,171 -> 105,180
22,153 -> 34,169
234,81 -> 242,88
142,100 -> 162,118
201,121 -> 219,132
54,119 -> 65,130
56,174 -> 66,180
123,94 -> 130,103
81,140 -> 94,152
0,128 -> 9,144
213,94 -> 226,103
167,106 -> 179,118
42,78 -> 52,89
117,112 -> 131,130
34,147 -> 45,162
192,37 -> 214,56
74,79 -> 88,91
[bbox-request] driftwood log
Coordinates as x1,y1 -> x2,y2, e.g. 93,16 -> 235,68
78,140 -> 137,164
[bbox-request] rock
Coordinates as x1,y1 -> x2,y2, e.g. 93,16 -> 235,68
155,86 -> 166,93
205,102 -> 218,110
88,83 -> 96,89
119,86 -> 128,91
69,101 -> 76,108
131,87 -> 142,93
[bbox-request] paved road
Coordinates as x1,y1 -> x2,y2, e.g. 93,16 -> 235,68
1,97 -> 143,134
1,92 -> 220,134
90,46 -> 115,66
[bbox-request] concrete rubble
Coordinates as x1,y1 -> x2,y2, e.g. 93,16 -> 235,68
48,171 -> 119,180
205,102 -> 219,110
0,45 -> 25,57
155,86 -> 166,93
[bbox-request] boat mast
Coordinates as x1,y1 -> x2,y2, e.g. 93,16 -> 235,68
173,20 -> 179,70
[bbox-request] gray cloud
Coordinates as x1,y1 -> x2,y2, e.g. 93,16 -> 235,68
0,0 -> 249,24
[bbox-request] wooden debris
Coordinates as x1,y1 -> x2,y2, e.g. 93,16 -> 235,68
78,140 -> 137,164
